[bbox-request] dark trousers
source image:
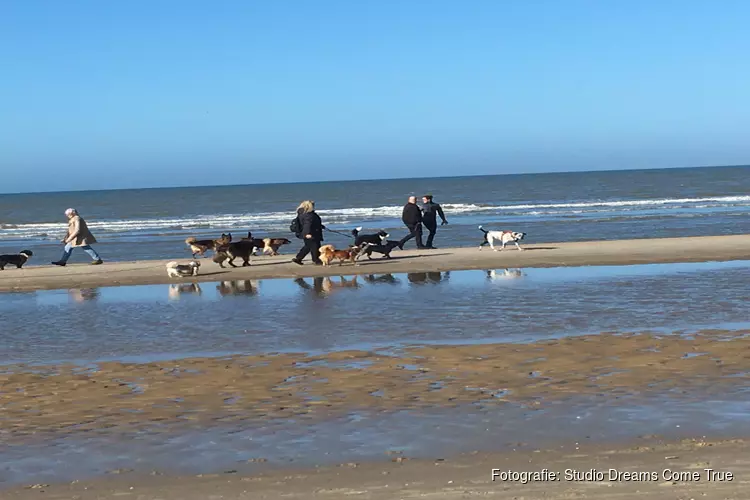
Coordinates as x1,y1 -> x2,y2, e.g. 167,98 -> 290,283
399,223 -> 424,249
424,223 -> 437,248
295,239 -> 322,263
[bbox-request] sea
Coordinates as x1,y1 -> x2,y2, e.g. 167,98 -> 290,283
1,165 -> 749,263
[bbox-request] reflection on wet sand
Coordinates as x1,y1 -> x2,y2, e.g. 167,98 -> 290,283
168,283 -> 202,299
486,268 -> 525,280
293,276 -> 361,296
68,288 -> 100,302
216,280 -> 260,296
407,271 -> 451,284
363,273 -> 401,285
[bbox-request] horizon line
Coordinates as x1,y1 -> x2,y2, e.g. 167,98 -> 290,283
1,163 -> 749,196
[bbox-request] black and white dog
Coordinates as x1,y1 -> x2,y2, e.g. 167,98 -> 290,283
0,250 -> 33,270
351,227 -> 389,246
478,226 -> 526,251
360,240 -> 402,260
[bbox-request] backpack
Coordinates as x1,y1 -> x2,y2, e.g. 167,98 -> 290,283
290,216 -> 302,236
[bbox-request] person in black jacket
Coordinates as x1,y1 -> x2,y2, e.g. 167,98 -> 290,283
291,200 -> 324,265
398,196 -> 425,249
421,194 -> 448,249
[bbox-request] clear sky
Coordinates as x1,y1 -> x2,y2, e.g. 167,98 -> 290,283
2,0 -> 750,193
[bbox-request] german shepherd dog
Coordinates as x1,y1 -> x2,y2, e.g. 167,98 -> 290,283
243,232 -> 292,256
213,240 -> 258,268
185,233 -> 232,258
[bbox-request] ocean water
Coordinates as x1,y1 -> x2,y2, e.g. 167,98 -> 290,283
1,165 -> 750,263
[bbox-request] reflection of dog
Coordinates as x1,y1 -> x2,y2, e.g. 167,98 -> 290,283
168,283 -> 202,299
166,261 -> 201,278
351,227 -> 389,246
321,276 -> 360,292
0,250 -> 33,270
486,269 -> 524,280
319,244 -> 365,266
478,226 -> 526,251
217,280 -> 259,296
213,241 -> 257,267
364,273 -> 400,284
185,233 -> 232,258
361,240 -> 401,260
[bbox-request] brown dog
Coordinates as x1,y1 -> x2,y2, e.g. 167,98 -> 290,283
318,244 -> 365,266
185,233 -> 232,258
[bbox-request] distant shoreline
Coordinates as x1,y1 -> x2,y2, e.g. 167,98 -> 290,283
2,234 -> 750,292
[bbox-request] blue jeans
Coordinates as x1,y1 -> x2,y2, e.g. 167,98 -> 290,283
59,242 -> 101,263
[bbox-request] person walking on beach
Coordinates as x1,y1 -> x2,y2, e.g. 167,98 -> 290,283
291,200 -> 324,265
52,208 -> 103,266
421,194 -> 448,249
398,196 -> 425,249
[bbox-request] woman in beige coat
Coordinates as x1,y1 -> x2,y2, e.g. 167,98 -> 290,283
51,208 -> 103,266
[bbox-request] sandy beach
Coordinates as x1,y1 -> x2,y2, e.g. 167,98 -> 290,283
4,437 -> 748,499
2,234 -> 750,292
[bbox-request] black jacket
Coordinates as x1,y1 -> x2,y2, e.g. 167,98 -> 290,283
421,201 -> 447,226
299,210 -> 324,242
402,203 -> 423,226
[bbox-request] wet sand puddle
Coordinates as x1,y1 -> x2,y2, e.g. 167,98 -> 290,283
2,261 -> 750,485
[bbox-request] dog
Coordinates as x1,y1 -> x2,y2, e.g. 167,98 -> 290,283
185,233 -> 232,258
351,227 -> 389,246
166,260 -> 201,278
242,232 -> 291,256
262,237 -> 291,256
0,250 -> 33,270
478,226 -> 526,251
360,240 -> 402,260
318,244 -> 366,266
213,240 -> 257,268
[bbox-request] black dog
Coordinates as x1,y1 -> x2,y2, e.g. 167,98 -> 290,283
0,250 -> 33,270
362,240 -> 401,259
213,240 -> 257,268
351,226 -> 389,246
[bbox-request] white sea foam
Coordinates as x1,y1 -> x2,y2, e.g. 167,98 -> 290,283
1,195 -> 749,241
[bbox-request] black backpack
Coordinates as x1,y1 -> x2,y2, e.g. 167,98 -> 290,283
290,216 -> 302,236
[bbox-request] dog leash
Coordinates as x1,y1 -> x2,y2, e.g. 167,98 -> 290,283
324,227 -> 352,238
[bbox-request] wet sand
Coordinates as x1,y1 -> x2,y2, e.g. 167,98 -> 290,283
2,233 -> 750,292
2,330 -> 748,439
4,437 -> 748,499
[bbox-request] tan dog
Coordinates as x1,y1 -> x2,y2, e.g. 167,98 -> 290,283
185,233 -> 232,258
318,244 -> 365,266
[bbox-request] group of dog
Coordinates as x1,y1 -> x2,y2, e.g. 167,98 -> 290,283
165,225 -> 527,278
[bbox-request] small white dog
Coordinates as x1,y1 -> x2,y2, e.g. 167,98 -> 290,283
166,260 -> 201,278
478,226 -> 526,251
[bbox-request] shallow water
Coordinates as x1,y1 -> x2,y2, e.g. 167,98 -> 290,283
3,260 -> 750,365
2,392 -> 749,486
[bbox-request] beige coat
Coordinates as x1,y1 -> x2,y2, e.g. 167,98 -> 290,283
65,215 -> 97,247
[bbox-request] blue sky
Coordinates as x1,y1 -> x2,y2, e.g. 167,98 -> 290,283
2,0 -> 750,193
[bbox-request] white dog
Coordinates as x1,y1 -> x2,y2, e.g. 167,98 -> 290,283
166,260 -> 201,278
478,226 -> 526,251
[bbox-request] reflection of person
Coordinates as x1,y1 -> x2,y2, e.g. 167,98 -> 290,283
407,272 -> 446,284
52,209 -> 103,266
294,277 -> 326,296
216,280 -> 259,296
292,200 -> 324,266
398,196 -> 424,249
420,195 -> 448,249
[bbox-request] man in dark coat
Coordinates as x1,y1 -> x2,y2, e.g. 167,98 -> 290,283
291,200 -> 324,265
421,194 -> 448,249
398,196 -> 425,249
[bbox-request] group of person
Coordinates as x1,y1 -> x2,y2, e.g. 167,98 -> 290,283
45,195 -> 449,267
291,194 -> 448,266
